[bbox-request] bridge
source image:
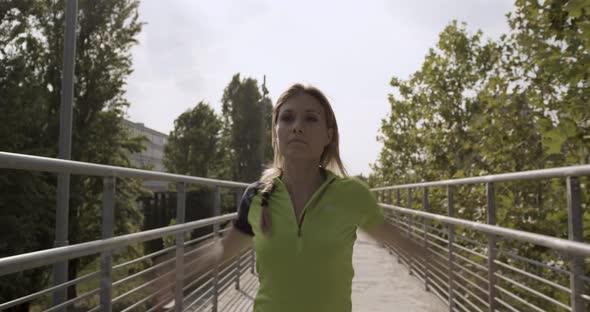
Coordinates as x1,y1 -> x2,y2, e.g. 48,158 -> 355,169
0,151 -> 589,311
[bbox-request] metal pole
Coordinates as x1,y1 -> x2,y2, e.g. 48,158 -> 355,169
566,177 -> 584,312
396,189 -> 401,264
213,186 -> 221,236
407,188 -> 413,275
447,186 -> 455,311
175,183 -> 186,312
423,187 -> 430,292
386,189 -> 394,256
259,75 -> 268,173
100,177 -> 115,312
235,188 -> 242,290
387,190 -> 392,207
486,182 -> 498,311
212,186 -> 221,312
53,0 -> 78,308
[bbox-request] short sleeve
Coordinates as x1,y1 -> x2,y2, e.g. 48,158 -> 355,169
356,180 -> 386,231
232,182 -> 261,236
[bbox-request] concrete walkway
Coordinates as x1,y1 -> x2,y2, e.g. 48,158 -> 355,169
201,232 -> 447,311
351,232 -> 446,311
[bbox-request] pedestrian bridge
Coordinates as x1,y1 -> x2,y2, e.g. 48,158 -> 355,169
0,152 -> 589,312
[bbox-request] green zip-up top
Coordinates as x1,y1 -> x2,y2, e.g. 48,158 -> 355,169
232,169 -> 386,312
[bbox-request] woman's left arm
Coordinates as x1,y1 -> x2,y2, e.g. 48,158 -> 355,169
364,221 -> 430,260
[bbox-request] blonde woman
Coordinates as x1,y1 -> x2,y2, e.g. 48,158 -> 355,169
194,84 -> 427,312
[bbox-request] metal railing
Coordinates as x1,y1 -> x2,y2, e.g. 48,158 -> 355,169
372,164 -> 590,312
3,151 -> 590,312
0,151 -> 254,312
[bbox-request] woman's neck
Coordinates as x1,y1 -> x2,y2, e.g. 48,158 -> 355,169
281,161 -> 325,193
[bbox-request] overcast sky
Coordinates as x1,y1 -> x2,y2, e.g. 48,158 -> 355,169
125,0 -> 515,177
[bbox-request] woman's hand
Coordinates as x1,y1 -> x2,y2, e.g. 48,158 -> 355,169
363,221 -> 432,262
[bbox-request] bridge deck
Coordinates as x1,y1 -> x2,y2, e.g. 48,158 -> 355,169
351,232 -> 446,311
193,231 -> 446,311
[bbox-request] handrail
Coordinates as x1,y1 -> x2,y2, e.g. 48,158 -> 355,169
0,151 -> 255,311
0,151 -> 250,188
372,164 -> 589,312
371,164 -> 590,191
0,214 -> 236,276
380,204 -> 590,257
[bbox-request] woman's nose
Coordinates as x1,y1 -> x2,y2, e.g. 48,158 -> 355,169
292,120 -> 304,133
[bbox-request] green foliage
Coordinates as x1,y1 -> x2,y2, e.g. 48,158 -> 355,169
163,74 -> 272,217
372,2 -> 590,310
164,101 -> 222,178
0,0 -> 146,308
162,95 -> 252,218
220,73 -> 273,183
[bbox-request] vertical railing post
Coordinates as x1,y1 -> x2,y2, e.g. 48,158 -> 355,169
387,189 -> 392,214
386,189 -> 394,256
175,183 -> 186,312
423,187 -> 430,292
407,188 -> 413,275
212,186 -> 221,312
396,189 -> 401,264
235,188 -> 242,290
387,189 -> 392,207
53,1 -> 78,309
566,177 -> 584,312
377,191 -> 386,249
447,186 -> 455,311
100,177 -> 115,312
486,182 -> 498,312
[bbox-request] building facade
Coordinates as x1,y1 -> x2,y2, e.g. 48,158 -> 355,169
124,119 -> 169,191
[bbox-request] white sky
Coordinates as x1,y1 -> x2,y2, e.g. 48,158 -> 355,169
125,0 -> 515,177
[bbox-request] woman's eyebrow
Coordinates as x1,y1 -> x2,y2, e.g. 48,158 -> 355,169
281,109 -> 320,114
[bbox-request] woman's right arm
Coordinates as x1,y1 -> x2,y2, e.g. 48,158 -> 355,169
184,223 -> 253,275
152,223 -> 253,303
218,223 -> 254,265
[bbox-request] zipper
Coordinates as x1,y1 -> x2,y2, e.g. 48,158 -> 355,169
279,174 -> 336,238
297,213 -> 306,237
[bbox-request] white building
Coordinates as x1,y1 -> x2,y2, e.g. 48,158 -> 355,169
124,119 -> 169,191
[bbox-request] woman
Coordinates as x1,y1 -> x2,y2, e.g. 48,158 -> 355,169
199,84 -> 426,312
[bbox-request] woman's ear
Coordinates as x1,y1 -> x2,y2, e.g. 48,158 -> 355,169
327,128 -> 334,145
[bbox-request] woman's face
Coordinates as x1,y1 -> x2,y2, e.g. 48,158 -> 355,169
276,93 -> 333,163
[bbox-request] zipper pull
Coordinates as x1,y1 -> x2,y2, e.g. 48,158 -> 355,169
298,226 -> 302,237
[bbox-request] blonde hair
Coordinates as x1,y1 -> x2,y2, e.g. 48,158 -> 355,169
258,84 -> 348,234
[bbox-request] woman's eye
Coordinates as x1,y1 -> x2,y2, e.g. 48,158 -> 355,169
280,115 -> 294,122
306,116 -> 318,122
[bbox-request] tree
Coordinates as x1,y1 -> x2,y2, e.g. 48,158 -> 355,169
372,21 -> 503,184
161,101 -> 222,235
0,0 -> 146,309
164,101 -> 222,178
505,0 -> 590,166
220,73 -> 273,183
372,2 -> 590,310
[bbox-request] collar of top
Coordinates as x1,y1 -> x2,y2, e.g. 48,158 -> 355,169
273,167 -> 338,188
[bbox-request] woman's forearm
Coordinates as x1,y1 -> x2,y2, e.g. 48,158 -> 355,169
366,221 -> 430,260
